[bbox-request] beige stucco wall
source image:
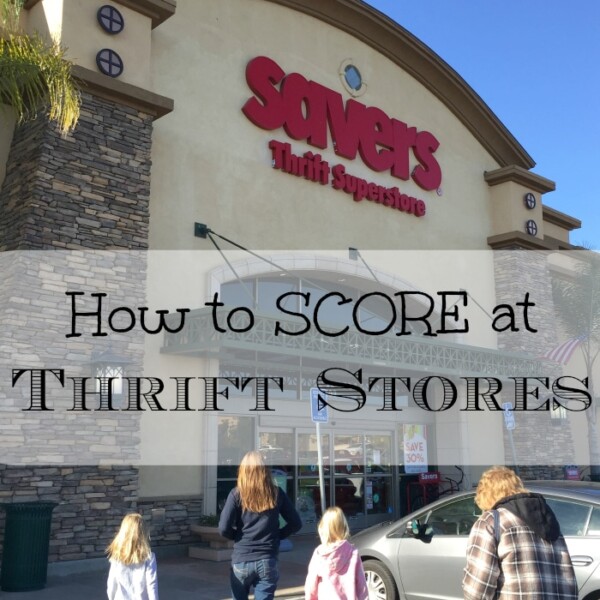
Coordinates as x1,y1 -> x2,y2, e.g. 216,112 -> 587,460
25,0 -> 152,89
24,0 -> 59,40
1,0 -> 586,504
139,0 -> 597,498
489,183 -> 544,240
139,0 -> 522,496
137,248 -> 507,498
148,0 -> 502,252
139,251 -> 221,497
543,219 -> 571,243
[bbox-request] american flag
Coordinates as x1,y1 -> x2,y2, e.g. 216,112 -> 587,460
542,336 -> 586,365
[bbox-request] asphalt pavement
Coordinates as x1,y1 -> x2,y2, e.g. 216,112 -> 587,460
0,536 -> 316,600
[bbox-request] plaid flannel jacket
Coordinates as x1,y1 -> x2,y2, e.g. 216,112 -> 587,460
462,507 -> 578,600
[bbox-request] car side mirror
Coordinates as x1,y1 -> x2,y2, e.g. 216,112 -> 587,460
410,520 -> 420,536
409,519 -> 433,538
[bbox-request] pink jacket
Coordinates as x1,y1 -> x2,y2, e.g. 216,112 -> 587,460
304,540 -> 369,600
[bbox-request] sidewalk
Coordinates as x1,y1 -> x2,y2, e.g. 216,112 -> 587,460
1,536 -> 317,600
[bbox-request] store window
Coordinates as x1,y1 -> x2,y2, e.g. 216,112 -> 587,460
257,278 -> 298,313
344,64 -> 362,91
259,431 -> 295,506
299,433 -> 393,527
424,496 -> 480,536
588,507 -> 600,536
221,280 -> 255,308
220,275 -> 436,336
297,432 -> 330,526
339,59 -> 366,97
301,282 -> 356,329
545,498 -> 591,536
215,422 -> 395,529
216,416 -> 254,511
334,434 -> 363,522
259,431 -> 294,473
365,434 -> 392,517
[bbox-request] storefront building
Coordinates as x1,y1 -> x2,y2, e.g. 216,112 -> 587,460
0,0 -> 593,562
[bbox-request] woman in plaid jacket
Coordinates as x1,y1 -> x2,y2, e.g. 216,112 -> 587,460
462,466 -> 578,600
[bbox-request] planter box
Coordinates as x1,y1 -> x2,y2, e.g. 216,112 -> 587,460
189,524 -> 233,562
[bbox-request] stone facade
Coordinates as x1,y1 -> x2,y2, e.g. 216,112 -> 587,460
0,92 -> 152,251
493,248 -> 576,473
0,465 -> 137,562
137,497 -> 204,547
0,92 -> 169,562
0,467 -> 204,561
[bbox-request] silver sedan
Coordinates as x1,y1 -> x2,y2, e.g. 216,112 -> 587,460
351,480 -> 600,600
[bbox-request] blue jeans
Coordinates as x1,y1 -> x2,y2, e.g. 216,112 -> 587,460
230,558 -> 279,600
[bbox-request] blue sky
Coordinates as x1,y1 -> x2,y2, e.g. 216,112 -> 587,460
365,0 -> 599,247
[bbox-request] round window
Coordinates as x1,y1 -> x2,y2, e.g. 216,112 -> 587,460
344,65 -> 362,91
339,59 -> 367,97
525,219 -> 538,236
96,49 -> 124,78
97,5 -> 125,35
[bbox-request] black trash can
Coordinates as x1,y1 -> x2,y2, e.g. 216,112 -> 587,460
0,502 -> 57,592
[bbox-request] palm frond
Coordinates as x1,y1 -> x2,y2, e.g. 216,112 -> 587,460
1,0 -> 24,34
553,251 -> 600,345
0,33 -> 80,135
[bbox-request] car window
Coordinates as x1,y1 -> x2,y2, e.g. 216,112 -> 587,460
587,507 -> 600,536
545,497 -> 591,537
425,496 -> 480,536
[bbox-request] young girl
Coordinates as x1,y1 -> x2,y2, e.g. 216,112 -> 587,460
106,513 -> 159,600
304,506 -> 369,600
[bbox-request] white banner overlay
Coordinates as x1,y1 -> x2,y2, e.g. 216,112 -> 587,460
0,250 -> 597,468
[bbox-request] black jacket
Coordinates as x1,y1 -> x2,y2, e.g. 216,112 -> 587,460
493,492 -> 561,541
218,486 -> 302,563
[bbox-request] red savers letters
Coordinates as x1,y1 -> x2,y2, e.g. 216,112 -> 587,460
242,56 -> 442,192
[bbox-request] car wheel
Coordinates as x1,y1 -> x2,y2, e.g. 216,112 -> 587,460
363,559 -> 398,600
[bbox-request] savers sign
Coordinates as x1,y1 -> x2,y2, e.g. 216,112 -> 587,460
242,56 -> 442,192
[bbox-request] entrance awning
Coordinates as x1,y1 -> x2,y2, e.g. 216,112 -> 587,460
162,308 -> 551,378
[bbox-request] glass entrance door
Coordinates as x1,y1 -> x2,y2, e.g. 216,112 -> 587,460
332,433 -> 394,529
296,430 -> 395,532
297,431 -> 329,531
258,429 -> 294,513
333,434 -> 365,528
217,424 -> 395,534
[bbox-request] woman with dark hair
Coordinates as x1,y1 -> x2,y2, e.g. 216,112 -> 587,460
218,450 -> 302,600
463,466 -> 578,600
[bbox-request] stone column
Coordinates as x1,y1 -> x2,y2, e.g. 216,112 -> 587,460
0,0 -> 175,561
487,166 -> 575,480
